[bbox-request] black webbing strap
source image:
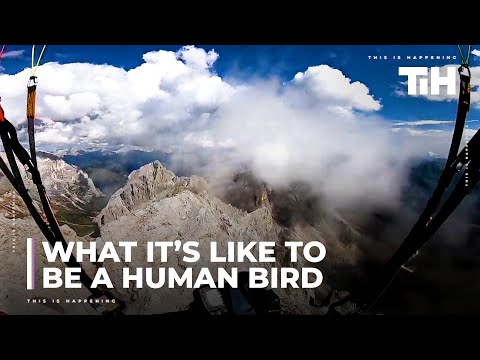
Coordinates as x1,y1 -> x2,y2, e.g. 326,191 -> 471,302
0,119 -> 125,314
363,63 -> 474,312
27,76 -> 38,168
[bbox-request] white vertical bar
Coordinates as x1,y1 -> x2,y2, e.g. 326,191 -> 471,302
27,238 -> 35,290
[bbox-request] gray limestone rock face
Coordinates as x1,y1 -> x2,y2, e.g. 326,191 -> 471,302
0,160 -> 342,315
97,189 -> 321,314
95,162 -> 325,314
0,152 -> 101,211
0,217 -> 92,315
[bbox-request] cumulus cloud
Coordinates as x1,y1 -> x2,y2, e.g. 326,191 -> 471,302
290,65 -> 382,112
176,45 -> 219,71
472,49 -> 480,57
0,46 -> 234,150
0,45 -> 460,211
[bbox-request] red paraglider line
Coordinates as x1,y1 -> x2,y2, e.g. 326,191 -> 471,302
0,45 -> 6,62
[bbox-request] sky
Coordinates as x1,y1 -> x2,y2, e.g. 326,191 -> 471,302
1,44 -> 479,211
2,44 -> 479,123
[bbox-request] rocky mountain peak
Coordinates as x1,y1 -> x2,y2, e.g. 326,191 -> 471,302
215,170 -> 272,214
0,157 -> 361,315
0,152 -> 102,213
37,155 -> 101,197
96,161 -> 208,225
94,162 -> 324,314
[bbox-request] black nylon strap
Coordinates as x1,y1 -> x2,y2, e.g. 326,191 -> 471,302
0,118 -> 108,302
364,66 -> 474,312
0,119 -> 41,184
27,118 -> 37,169
0,127 -> 24,187
446,69 -> 470,167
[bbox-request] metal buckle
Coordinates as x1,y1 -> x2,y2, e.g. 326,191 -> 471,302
27,76 -> 38,88
458,64 -> 471,77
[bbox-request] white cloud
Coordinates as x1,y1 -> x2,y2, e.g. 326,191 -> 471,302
1,50 -> 25,59
472,49 -> 480,57
0,46 -> 235,149
291,65 -> 382,112
43,92 -> 101,121
35,124 -> 77,145
400,128 -> 446,136
465,128 -> 478,139
394,119 -> 480,127
197,83 -> 450,210
176,45 -> 219,71
394,120 -> 453,126
0,45 -> 458,211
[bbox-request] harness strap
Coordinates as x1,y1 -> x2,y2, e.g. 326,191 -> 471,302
364,46 -> 475,312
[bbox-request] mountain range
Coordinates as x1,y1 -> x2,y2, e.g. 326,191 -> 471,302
1,149 -> 480,314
